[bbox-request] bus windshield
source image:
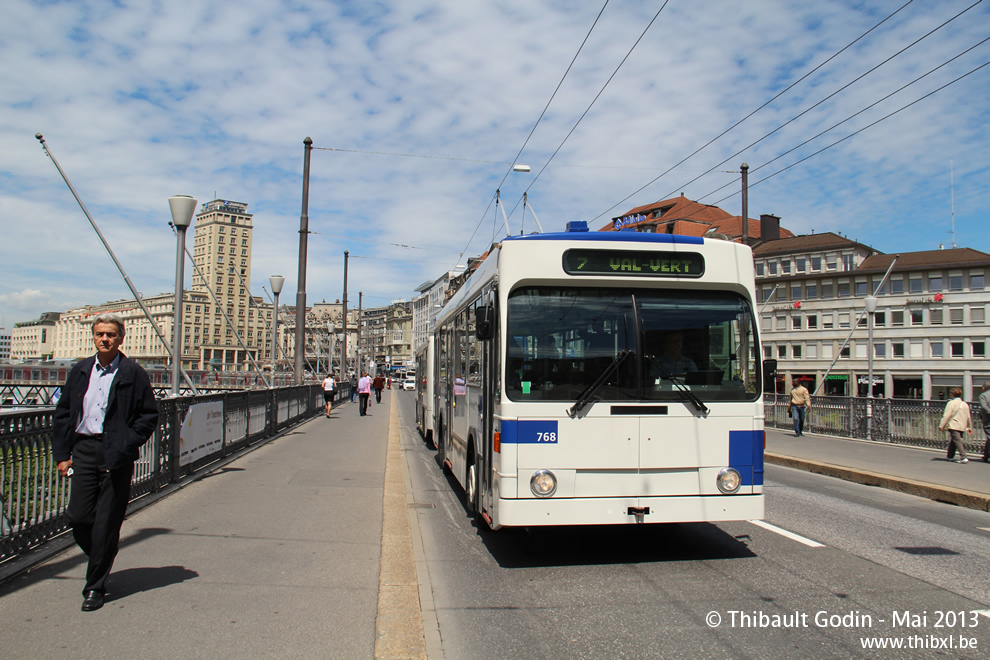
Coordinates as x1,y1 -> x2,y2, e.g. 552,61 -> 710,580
505,286 -> 760,403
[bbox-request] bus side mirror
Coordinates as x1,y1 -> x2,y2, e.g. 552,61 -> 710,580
476,305 -> 495,341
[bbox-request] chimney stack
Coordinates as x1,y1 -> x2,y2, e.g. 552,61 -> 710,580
760,214 -> 781,242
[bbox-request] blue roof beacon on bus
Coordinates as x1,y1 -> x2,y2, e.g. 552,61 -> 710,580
416,221 -> 765,530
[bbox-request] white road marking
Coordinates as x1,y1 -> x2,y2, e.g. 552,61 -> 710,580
749,519 -> 826,548
976,610 -> 990,620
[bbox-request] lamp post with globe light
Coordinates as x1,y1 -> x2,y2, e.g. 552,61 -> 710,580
169,195 -> 197,396
270,275 -> 285,382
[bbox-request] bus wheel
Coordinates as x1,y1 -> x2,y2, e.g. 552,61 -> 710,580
438,422 -> 449,473
466,451 -> 478,515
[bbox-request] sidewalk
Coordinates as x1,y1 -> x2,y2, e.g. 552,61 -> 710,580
766,428 -> 990,512
0,390 -> 424,659
1,396 -> 986,658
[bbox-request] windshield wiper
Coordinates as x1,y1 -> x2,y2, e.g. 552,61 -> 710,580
567,350 -> 632,418
661,374 -> 710,415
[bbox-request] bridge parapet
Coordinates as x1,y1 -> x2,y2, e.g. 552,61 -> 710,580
0,382 -> 350,568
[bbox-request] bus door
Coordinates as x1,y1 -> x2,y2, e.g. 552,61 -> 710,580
438,329 -> 452,458
476,292 -> 497,512
451,311 -> 469,462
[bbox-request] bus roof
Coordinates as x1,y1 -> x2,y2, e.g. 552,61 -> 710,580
502,228 -> 704,245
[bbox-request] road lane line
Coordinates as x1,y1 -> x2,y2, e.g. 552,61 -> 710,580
749,519 -> 826,548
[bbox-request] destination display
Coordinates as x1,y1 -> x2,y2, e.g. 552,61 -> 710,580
563,249 -> 705,278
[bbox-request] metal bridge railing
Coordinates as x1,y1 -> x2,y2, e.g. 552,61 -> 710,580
765,393 -> 986,453
0,384 -> 351,565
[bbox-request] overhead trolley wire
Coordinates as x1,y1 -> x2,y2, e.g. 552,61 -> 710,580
504,0 -> 673,222
660,0 -> 984,205
313,147 -> 519,167
456,0 -> 612,264
575,42 -> 990,237
697,35 -> 990,202
706,58 -> 990,209
612,54 -> 990,234
586,0 -> 980,226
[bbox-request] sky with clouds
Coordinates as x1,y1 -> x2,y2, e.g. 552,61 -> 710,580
2,0 -> 988,326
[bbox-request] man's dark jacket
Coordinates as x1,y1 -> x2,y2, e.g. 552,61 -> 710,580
53,354 -> 160,470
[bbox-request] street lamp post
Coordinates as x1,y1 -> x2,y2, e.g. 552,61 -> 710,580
865,295 -> 878,441
270,275 -> 285,383
168,195 -> 197,396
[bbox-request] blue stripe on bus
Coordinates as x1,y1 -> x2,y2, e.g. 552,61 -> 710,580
728,430 -> 765,486
502,232 -> 704,245
500,420 -> 559,444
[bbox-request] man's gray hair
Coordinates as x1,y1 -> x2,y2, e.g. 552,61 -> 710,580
92,313 -> 126,337
984,381 -> 990,390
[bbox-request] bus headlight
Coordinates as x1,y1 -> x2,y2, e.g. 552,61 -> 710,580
530,470 -> 557,497
716,467 -> 742,494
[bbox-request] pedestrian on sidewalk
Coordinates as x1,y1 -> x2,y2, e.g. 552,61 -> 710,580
788,378 -> 811,437
373,373 -> 385,403
322,373 -> 336,417
349,373 -> 358,403
358,371 -> 372,416
52,313 -> 159,612
939,387 -> 972,464
979,382 -> 990,463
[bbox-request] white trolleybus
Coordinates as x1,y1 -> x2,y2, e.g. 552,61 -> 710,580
428,221 -> 765,530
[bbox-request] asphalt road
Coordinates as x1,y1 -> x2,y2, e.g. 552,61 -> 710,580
396,393 -> 990,659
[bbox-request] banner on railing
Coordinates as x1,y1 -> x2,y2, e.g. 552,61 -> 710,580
180,401 -> 224,466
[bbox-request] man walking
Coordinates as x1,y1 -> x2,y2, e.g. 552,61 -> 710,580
357,371 -> 372,416
788,378 -> 811,437
939,387 -> 972,463
978,381 -> 990,463
373,372 -> 385,404
53,313 -> 159,611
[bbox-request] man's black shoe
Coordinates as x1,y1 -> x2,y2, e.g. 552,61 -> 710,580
81,590 -> 104,612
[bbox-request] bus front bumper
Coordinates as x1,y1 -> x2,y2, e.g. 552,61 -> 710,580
494,494 -> 764,527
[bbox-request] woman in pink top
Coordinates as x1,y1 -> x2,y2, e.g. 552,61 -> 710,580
357,372 -> 372,416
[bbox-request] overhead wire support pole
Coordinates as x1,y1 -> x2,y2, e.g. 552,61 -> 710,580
35,133 -> 199,394
295,137 -> 312,384
342,250 -> 349,377
759,285 -> 781,314
740,163 -> 749,245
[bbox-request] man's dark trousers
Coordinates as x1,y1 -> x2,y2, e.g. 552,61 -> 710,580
68,436 -> 135,595
359,393 -> 369,415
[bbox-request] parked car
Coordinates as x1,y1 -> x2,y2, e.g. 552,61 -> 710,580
402,377 -> 416,391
